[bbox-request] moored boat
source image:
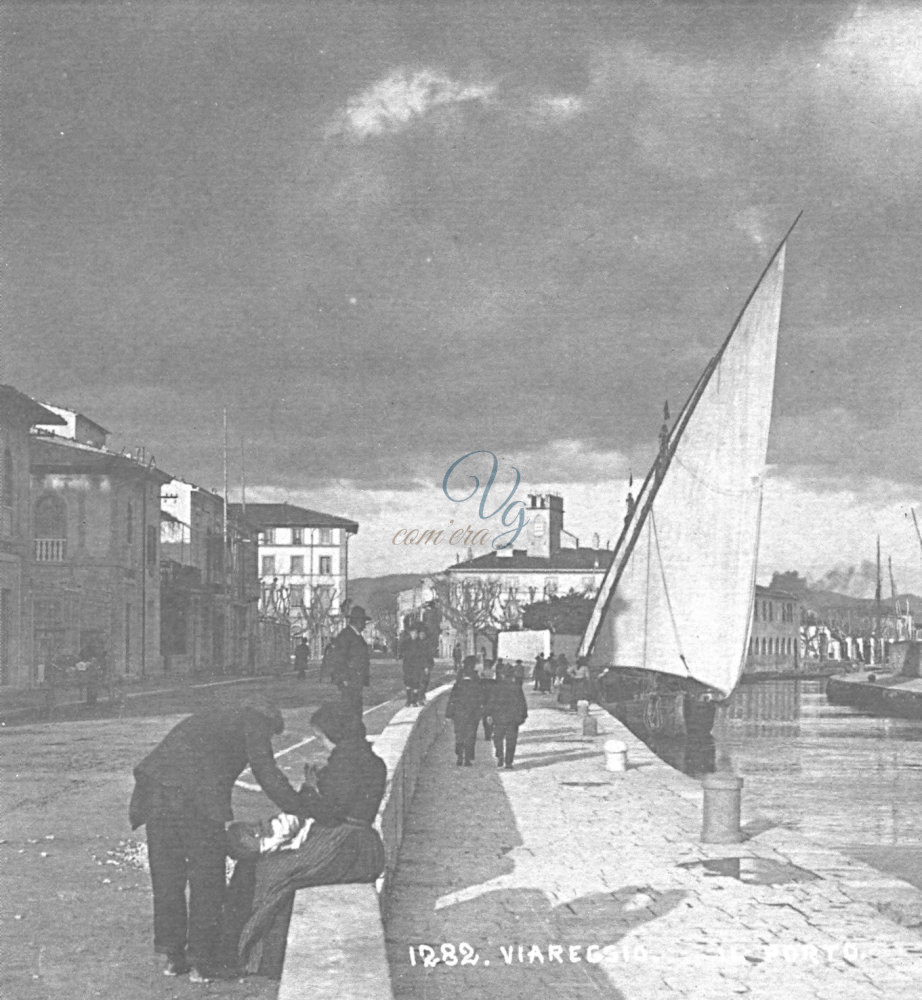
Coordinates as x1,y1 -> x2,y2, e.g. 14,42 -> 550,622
580,217 -> 800,740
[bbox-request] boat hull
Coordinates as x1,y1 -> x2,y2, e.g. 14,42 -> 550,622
593,669 -> 719,739
826,672 -> 922,719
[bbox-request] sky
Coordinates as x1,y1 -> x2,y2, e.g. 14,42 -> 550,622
3,1 -> 922,592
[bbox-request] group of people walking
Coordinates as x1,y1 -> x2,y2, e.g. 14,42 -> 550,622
446,656 -> 528,768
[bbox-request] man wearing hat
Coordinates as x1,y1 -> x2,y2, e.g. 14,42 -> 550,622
326,605 -> 372,721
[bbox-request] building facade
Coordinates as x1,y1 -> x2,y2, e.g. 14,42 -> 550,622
29,419 -> 170,681
227,502 -> 359,657
0,387 -> 64,686
744,585 -> 800,674
160,479 -> 261,677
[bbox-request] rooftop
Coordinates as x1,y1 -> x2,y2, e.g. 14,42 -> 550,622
451,547 -> 614,572
227,501 -> 359,533
0,386 -> 66,428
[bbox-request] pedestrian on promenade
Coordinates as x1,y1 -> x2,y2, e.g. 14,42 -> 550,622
445,656 -> 484,766
452,642 -> 463,674
293,638 -> 310,680
222,702 -> 386,979
555,653 -> 570,688
325,605 -> 372,723
513,659 -> 526,684
533,653 -> 545,692
401,624 -> 431,707
128,697 -> 307,982
488,662 -> 528,769
569,656 -> 591,711
480,658 -> 497,741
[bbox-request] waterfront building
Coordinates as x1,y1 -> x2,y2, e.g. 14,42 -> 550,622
29,409 -> 170,681
745,585 -> 800,675
0,387 -> 64,686
227,501 -> 359,657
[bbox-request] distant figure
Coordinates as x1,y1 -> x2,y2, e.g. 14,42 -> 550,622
326,606 -> 372,722
452,642 -> 463,673
533,653 -> 545,692
555,653 -> 570,688
446,657 -> 484,767
625,491 -> 636,525
294,638 -> 310,680
401,624 -> 431,707
569,657 -> 591,711
480,658 -> 497,740
488,663 -> 528,769
513,659 -> 526,684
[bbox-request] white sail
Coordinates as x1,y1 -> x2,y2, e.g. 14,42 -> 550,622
580,239 -> 789,697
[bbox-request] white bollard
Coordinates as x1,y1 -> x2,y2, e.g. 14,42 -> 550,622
576,699 -> 590,717
604,739 -> 628,772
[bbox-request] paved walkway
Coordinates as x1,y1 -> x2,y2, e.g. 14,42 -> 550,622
384,692 -> 922,999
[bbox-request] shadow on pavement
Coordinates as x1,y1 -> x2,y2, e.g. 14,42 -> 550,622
385,722 -> 687,1000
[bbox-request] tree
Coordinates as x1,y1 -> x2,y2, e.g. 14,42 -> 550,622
522,592 -> 595,634
429,575 -> 507,644
769,570 -> 809,596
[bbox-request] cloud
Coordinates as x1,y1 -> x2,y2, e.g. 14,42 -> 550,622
820,5 -> 922,113
530,93 -> 584,123
331,68 -> 496,138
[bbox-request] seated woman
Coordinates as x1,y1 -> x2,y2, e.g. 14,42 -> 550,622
222,702 -> 387,978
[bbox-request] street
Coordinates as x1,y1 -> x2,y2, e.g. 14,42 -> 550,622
0,659 -> 452,1000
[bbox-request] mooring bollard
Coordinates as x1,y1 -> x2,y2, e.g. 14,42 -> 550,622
604,739 -> 628,771
700,772 -> 744,843
582,715 -> 598,736
576,699 -> 590,717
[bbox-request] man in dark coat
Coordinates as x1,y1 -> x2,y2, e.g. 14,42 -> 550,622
488,664 -> 529,769
445,656 -> 484,766
326,605 -> 372,722
293,638 -> 310,680
128,696 -> 307,981
401,624 -> 431,707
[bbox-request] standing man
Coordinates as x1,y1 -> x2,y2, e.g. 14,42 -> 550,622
293,637 -> 310,680
327,605 -> 372,722
452,642 -> 463,674
129,697 -> 307,982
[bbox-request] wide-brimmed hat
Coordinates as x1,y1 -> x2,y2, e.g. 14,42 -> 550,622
348,605 -> 371,624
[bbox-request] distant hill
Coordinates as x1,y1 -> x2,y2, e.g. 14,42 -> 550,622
349,574 -> 428,616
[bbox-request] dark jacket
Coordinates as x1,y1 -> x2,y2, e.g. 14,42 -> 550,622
402,637 -> 433,687
129,700 -> 304,827
328,626 -> 371,688
487,679 -> 528,726
294,645 -> 310,670
300,737 -> 387,827
446,676 -> 484,723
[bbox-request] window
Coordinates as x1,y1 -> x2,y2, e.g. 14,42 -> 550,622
264,528 -> 276,544
262,555 -> 276,576
290,555 -> 304,575
319,528 -> 332,545
318,556 -> 332,575
534,517 -> 545,536
292,528 -> 303,545
33,495 -> 67,561
289,585 -> 305,607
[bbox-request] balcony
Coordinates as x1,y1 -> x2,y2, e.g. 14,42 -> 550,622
34,538 -> 67,562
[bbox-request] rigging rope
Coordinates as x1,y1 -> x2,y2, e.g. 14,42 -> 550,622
650,509 -> 690,677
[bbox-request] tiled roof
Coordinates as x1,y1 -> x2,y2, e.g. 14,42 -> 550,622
450,547 -> 613,572
226,502 -> 359,533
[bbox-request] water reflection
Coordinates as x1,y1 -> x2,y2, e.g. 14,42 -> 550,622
617,678 -> 922,886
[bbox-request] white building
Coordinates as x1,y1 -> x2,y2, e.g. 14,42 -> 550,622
227,502 -> 359,654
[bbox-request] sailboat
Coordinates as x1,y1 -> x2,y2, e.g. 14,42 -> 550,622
578,217 -> 799,741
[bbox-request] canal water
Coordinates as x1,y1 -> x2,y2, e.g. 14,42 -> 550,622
712,678 -> 922,889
